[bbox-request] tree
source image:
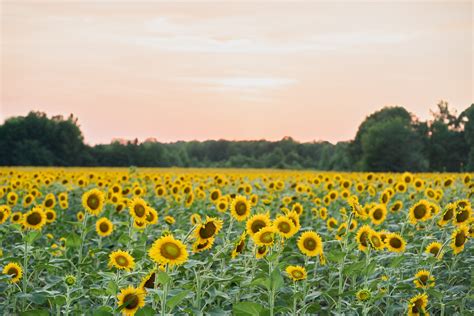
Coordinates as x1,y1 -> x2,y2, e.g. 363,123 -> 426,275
460,104 -> 474,171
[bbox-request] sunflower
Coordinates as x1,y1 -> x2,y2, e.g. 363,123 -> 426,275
139,271 -> 157,290
438,203 -> 455,226
386,233 -> 406,252
230,196 -> 251,221
42,193 -> 56,209
164,216 -> 175,225
148,235 -> 188,266
286,210 -> 301,232
23,206 -> 47,230
407,293 -> 428,316
255,245 -> 268,259
190,213 -> 201,225
246,213 -> 271,237
216,198 -> 229,213
413,270 -> 435,289
128,198 -> 149,222
22,194 -> 35,208
297,231 -> 323,257
291,203 -> 303,216
335,223 -> 348,241
319,207 -> 328,220
109,250 -> 135,271
231,233 -> 247,258
209,189 -> 221,202
425,241 -> 443,259
82,189 -> 105,216
356,289 -> 371,302
285,265 -> 307,281
409,200 -> 431,224
77,211 -> 85,222
2,262 -> 23,283
133,219 -> 147,230
454,206 -> 471,227
368,231 -> 384,250
390,200 -> 403,212
44,209 -> 56,224
327,217 -> 338,231
192,237 -> 215,253
451,225 -> 469,255
145,208 -> 158,225
369,204 -> 387,225
117,286 -> 146,316
0,208 -> 9,224
194,216 -> 223,241
96,217 -> 114,237
253,226 -> 277,246
273,215 -> 297,238
356,225 -> 373,251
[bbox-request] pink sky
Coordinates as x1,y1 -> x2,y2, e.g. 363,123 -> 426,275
1,1 -> 472,145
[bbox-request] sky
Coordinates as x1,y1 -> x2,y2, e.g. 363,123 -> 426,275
1,1 -> 473,145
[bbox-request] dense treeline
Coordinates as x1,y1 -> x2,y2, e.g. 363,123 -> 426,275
0,101 -> 473,171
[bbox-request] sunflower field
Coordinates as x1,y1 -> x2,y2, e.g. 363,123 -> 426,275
0,168 -> 472,315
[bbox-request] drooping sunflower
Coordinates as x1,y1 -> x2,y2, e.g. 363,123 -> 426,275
190,213 -> 201,225
297,231 -> 323,257
2,262 -> 23,283
82,189 -> 105,216
438,203 -> 455,226
286,210 -> 301,232
246,213 -> 271,237
96,217 -> 114,237
454,205 -> 471,227
139,271 -> 156,290
319,207 -> 328,220
335,223 -> 348,241
117,286 -> 146,316
425,241 -> 443,259
409,200 -> 431,224
386,233 -> 406,253
44,209 -> 57,224
0,207 -> 9,224
327,217 -> 338,231
194,216 -> 223,241
369,204 -> 387,225
164,216 -> 175,225
356,289 -> 371,302
273,215 -> 297,238
356,225 -> 373,251
128,197 -> 149,222
23,206 -> 47,230
407,293 -> 428,316
230,196 -> 251,221
413,270 -> 435,289
231,232 -> 247,258
148,235 -> 188,266
133,219 -> 147,230
145,207 -> 158,225
255,245 -> 268,259
285,265 -> 307,281
390,200 -> 403,212
253,226 -> 277,246
291,202 -> 303,216
109,250 -> 135,271
192,237 -> 215,253
451,225 -> 469,255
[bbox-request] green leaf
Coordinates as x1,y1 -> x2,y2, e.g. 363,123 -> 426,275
135,306 -> 156,316
270,268 -> 283,291
66,232 -> 81,248
157,271 -> 171,285
344,261 -> 365,276
24,231 -> 42,244
233,302 -> 266,316
389,255 -> 405,268
166,290 -> 190,310
20,310 -> 49,316
327,249 -> 345,263
92,308 -> 114,316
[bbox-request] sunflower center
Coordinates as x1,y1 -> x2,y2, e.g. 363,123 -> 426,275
389,237 -> 402,248
456,210 -> 469,222
443,209 -> 453,221
251,220 -> 266,233
161,242 -> 181,259
27,212 -> 42,226
116,255 -> 129,267
455,232 -> 466,247
260,232 -> 274,244
373,208 -> 383,220
278,221 -> 291,233
134,204 -> 146,217
360,232 -> 369,247
144,273 -> 156,289
371,236 -> 381,247
45,199 -> 53,208
236,240 -> 245,253
292,270 -> 303,278
419,274 -> 428,284
100,222 -> 109,232
235,201 -> 247,215
303,238 -> 317,250
123,293 -> 139,309
87,195 -> 100,210
429,246 -> 439,256
257,246 -> 266,255
199,221 -> 217,239
7,268 -> 18,277
46,212 -> 54,220
211,192 -> 219,200
413,205 -> 426,219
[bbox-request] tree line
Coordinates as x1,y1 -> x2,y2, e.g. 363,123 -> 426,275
0,101 -> 473,171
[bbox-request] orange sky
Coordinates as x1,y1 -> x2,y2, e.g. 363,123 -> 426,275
1,1 -> 472,144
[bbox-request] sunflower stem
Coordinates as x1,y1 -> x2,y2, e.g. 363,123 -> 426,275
161,265 -> 170,316
22,238 -> 28,311
292,281 -> 298,316
78,213 -> 89,272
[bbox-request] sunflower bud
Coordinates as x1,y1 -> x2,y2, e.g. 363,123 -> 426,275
64,275 -> 76,286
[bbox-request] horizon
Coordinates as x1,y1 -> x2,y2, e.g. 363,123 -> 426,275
1,1 -> 473,145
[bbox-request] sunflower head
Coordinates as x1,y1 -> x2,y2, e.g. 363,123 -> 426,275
386,233 -> 406,253
193,237 -> 215,253
128,197 -> 149,221
451,225 -> 469,255
2,262 -> 23,283
356,225 -> 373,251
23,206 -> 47,230
139,271 -> 157,290
195,217 -> 223,241
231,233 -> 247,258
148,235 -> 188,266
246,213 -> 271,237
117,286 -> 146,316
414,270 -> 435,289
409,200 -> 431,224
285,265 -> 307,281
369,204 -> 387,225
407,293 -> 428,316
82,189 -> 105,216
109,250 -> 135,271
356,289 -> 371,302
253,226 -> 277,246
297,231 -> 323,257
96,217 -> 114,237
273,215 -> 297,238
230,196 -> 251,221
425,241 -> 443,259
